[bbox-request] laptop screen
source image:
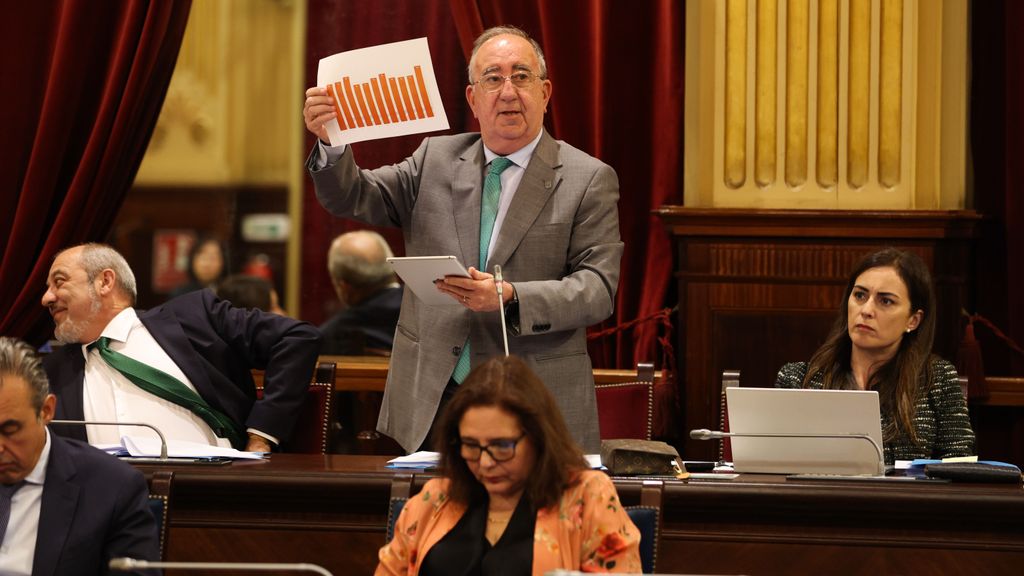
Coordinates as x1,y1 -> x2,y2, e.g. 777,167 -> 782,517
725,387 -> 884,476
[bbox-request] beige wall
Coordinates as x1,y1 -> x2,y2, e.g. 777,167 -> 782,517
685,0 -> 968,209
133,0 -> 307,312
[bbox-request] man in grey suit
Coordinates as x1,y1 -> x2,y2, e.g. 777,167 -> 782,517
303,25 -> 622,453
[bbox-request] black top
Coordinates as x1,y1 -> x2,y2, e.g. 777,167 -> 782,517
420,493 -> 535,576
776,357 -> 976,463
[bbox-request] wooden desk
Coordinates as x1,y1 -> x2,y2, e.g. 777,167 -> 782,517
311,355 -> 664,393
135,455 -> 1024,576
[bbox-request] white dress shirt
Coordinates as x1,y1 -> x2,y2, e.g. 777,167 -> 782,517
81,308 -> 231,448
0,429 -> 50,575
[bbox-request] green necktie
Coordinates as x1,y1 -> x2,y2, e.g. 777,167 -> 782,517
451,157 -> 514,384
90,337 -> 247,449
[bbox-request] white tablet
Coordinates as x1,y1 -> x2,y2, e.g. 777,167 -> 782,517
386,256 -> 470,307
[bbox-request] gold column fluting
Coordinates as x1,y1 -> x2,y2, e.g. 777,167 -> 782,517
755,0 -> 777,187
785,0 -> 809,186
725,0 -> 748,188
817,0 -> 839,188
847,0 -> 871,188
878,0 -> 903,187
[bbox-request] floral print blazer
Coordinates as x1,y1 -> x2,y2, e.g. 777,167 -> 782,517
375,469 -> 642,575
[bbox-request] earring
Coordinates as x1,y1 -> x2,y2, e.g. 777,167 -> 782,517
906,328 -> 912,333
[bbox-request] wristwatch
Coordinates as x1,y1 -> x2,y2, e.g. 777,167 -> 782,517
504,283 -> 521,336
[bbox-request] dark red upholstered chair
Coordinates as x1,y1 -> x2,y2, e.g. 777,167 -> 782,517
256,361 -> 336,454
147,470 -> 173,560
594,362 -> 655,441
719,369 -> 740,462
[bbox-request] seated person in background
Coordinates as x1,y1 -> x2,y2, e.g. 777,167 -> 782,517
775,247 -> 975,463
41,243 -> 321,453
217,274 -> 287,315
0,336 -> 158,575
170,234 -> 228,297
377,355 -> 640,575
320,230 -> 402,355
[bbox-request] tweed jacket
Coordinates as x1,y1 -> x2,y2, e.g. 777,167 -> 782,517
775,357 -> 976,463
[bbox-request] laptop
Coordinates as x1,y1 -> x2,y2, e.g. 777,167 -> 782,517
725,387 -> 884,476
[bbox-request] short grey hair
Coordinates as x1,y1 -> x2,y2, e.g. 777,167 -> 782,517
328,231 -> 394,289
61,243 -> 138,305
0,337 -> 50,413
467,25 -> 548,83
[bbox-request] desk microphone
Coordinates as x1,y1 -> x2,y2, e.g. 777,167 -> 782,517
689,428 -> 885,475
493,265 -> 510,356
51,419 -> 169,462
109,558 -> 334,575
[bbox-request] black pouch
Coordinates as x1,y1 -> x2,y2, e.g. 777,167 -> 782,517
600,439 -> 680,475
924,462 -> 1022,483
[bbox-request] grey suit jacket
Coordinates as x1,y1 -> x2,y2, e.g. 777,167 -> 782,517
309,131 -> 623,452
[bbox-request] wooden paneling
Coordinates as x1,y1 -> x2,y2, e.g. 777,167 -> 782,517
135,454 -> 1024,576
657,207 -> 979,460
109,184 -> 288,309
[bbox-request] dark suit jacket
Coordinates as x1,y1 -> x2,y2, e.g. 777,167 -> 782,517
33,433 -> 158,576
44,289 -> 322,445
319,286 -> 402,355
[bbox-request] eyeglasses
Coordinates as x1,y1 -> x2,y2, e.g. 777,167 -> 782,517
474,71 -> 541,93
459,434 -> 526,462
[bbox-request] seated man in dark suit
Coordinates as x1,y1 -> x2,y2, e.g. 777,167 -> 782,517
41,243 -> 321,453
320,230 -> 402,355
0,336 -> 158,575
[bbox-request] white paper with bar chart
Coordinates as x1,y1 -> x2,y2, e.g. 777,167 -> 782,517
317,37 -> 450,146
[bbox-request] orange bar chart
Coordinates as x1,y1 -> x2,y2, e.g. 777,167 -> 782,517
330,66 -> 435,132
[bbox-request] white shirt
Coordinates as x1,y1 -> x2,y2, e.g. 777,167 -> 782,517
0,429 -> 50,575
81,308 -> 231,448
315,130 -> 543,268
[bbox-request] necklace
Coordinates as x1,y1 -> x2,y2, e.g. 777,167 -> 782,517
487,513 -> 512,524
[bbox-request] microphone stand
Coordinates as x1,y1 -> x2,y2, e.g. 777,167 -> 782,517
689,428 -> 886,476
494,265 -> 510,357
110,558 -> 334,575
52,419 -> 169,462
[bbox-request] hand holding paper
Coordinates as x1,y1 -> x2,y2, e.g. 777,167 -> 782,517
313,37 -> 449,146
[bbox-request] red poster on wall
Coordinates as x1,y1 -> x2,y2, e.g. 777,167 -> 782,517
152,230 -> 195,294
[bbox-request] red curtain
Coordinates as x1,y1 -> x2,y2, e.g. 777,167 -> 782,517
969,1 -> 1024,375
300,0 -> 473,325
301,0 -> 684,372
1004,1 -> 1024,374
0,0 -> 191,344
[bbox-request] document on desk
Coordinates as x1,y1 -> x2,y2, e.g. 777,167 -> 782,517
387,451 -> 440,468
387,452 -> 604,469
121,436 -> 266,460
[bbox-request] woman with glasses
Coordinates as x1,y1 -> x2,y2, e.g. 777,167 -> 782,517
376,355 -> 641,575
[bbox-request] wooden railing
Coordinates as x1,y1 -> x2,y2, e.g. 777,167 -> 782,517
981,377 -> 1024,407
253,355 -> 664,392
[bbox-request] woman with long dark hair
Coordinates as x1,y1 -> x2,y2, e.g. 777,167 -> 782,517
776,248 -> 975,463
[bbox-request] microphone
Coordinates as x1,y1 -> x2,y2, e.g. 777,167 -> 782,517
110,558 -> 334,575
51,419 -> 168,461
689,428 -> 885,475
493,265 -> 510,356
